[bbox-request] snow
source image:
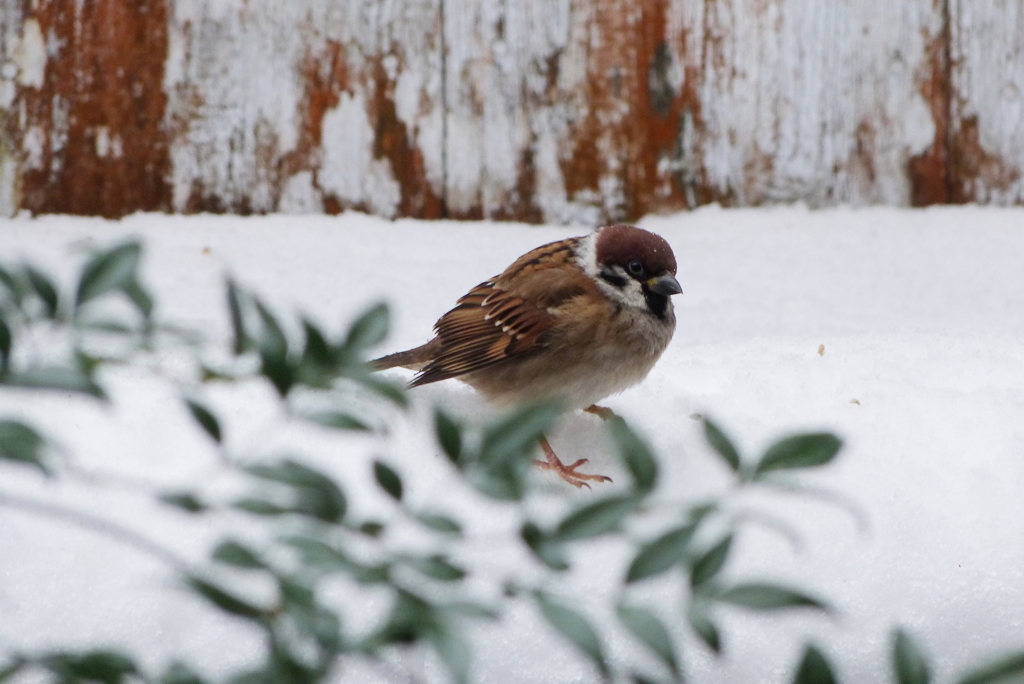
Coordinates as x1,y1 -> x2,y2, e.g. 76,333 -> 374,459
1,205 -> 1023,683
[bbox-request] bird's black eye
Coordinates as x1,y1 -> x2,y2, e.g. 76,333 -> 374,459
627,260 -> 644,275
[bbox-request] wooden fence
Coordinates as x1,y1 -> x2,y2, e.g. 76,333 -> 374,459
1,0 -> 1022,222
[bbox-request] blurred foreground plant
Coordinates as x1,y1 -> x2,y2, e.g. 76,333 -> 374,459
0,241 -> 1021,684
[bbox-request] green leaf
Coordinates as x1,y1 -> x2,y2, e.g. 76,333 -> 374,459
536,592 -> 608,675
405,554 -> 466,582
254,299 -> 292,396
416,512 -> 462,535
469,462 -> 528,501
301,318 -> 334,368
185,398 -> 222,443
0,264 -> 24,305
687,604 -> 721,653
479,401 -> 562,466
354,563 -> 391,584
293,482 -> 348,523
430,628 -> 471,684
79,319 -> 135,335
617,604 -> 679,672
359,521 -> 385,537
444,601 -> 499,621
159,492 -> 207,513
630,673 -> 665,684
302,411 -> 371,431
690,534 -> 733,589
554,495 -> 639,541
793,644 -> 837,684
0,420 -> 49,474
956,651 -> 1024,684
280,535 -> 354,571
160,661 -> 206,684
703,417 -> 741,472
0,314 -> 11,372
187,577 -> 266,620
608,418 -> 658,493
41,650 -> 137,684
244,459 -> 347,522
626,523 -> 698,583
755,433 -> 842,477
0,659 -> 25,683
359,375 -> 408,408
76,242 -> 142,310
521,522 -> 568,571
345,303 -> 389,352
226,278 -> 250,355
369,590 -> 436,646
373,460 -> 403,501
212,541 -> 265,569
7,365 -> 105,398
233,497 -> 290,516
288,601 -> 342,651
25,265 -> 59,318
122,281 -> 153,320
893,629 -> 931,684
278,575 -> 315,608
716,582 -> 828,612
435,409 -> 463,464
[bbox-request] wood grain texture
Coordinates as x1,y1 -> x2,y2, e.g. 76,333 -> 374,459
948,0 -> 1024,203
0,0 -> 1022,220
163,1 -> 444,217
3,0 -> 172,217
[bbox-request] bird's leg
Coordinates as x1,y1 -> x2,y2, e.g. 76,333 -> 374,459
533,434 -> 613,488
584,404 -> 619,421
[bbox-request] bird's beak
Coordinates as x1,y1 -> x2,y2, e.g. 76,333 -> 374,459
647,274 -> 683,296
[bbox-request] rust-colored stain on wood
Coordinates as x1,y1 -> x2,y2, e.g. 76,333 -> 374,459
4,0 -> 1024,221
367,57 -> 445,219
907,27 -> 951,206
281,39 -> 350,215
558,0 -> 706,221
17,0 -> 171,217
949,115 -> 1021,202
282,40 -> 350,183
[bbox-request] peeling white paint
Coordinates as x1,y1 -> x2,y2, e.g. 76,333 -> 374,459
0,79 -> 14,109
904,92 -> 937,157
949,0 -> 1024,202
320,92 -> 400,218
0,155 -> 16,217
163,0 -> 442,214
94,126 -> 123,159
13,18 -> 46,89
278,170 -> 323,214
3,0 -> 1021,218
23,125 -> 45,170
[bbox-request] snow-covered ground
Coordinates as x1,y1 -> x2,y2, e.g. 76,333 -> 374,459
1,205 -> 1023,683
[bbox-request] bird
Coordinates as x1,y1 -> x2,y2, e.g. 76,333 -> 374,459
372,224 -> 682,488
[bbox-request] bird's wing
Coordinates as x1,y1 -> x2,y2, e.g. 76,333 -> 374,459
410,237 -> 591,387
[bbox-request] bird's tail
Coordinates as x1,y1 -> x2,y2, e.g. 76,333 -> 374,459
370,340 -> 438,372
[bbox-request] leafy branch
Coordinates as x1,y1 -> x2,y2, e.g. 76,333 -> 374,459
1,241 -> 1021,684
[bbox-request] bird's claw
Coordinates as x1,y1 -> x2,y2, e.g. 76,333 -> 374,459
534,440 -> 614,489
584,404 -> 619,421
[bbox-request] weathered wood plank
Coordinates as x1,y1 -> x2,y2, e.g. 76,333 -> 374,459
164,1 -> 444,217
444,0 -> 949,220
696,0 -> 946,207
443,0 -> 704,223
948,0 -> 1024,203
0,0 -> 1022,221
3,0 -> 172,218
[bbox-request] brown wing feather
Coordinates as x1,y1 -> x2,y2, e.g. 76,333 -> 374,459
410,237 -> 585,387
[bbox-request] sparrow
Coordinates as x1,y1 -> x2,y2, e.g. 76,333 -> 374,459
372,224 -> 682,488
